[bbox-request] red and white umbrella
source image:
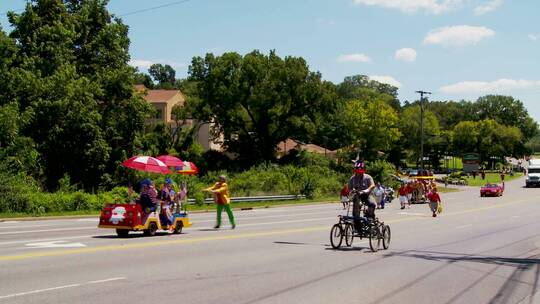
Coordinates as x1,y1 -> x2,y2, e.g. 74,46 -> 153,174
176,161 -> 199,175
122,156 -> 171,174
156,155 -> 183,167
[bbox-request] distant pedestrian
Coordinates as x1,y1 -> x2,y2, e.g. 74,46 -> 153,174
480,169 -> 486,180
203,175 -> 236,229
398,183 -> 408,210
427,187 -> 441,218
340,184 -> 350,210
374,182 -> 384,209
472,171 -> 477,179
500,169 -> 506,182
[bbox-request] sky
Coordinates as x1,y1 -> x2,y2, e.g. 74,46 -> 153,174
1,0 -> 539,122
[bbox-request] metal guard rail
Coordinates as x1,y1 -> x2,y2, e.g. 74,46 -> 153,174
186,194 -> 306,204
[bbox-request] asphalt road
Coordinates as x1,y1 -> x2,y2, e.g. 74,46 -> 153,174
1,177 -> 540,304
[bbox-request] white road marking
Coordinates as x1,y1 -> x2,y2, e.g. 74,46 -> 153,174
398,212 -> 427,216
75,218 -> 98,222
0,221 -> 19,224
0,277 -> 125,300
0,235 -> 97,246
456,224 -> 472,229
0,227 -> 96,236
26,241 -> 87,248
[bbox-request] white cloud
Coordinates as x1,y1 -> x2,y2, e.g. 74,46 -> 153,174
529,34 -> 539,41
439,79 -> 540,95
423,25 -> 495,47
395,48 -> 417,62
474,0 -> 503,15
369,75 -> 402,88
352,0 -> 463,14
337,53 -> 372,63
129,59 -> 185,70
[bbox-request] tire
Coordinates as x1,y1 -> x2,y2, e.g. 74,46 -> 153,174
330,224 -> 343,249
382,225 -> 391,250
344,223 -> 354,247
144,222 -> 157,236
116,229 -> 129,237
369,224 -> 381,252
173,221 -> 183,234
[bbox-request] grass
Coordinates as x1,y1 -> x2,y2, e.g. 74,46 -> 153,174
462,172 -> 523,187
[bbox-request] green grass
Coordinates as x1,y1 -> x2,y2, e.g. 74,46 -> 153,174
462,172 -> 523,187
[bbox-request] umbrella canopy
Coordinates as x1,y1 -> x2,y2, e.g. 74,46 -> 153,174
122,156 -> 171,174
176,161 -> 199,175
157,155 -> 183,167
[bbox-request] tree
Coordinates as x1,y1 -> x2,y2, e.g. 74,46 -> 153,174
452,119 -> 523,164
7,0 -> 151,190
337,75 -> 400,110
189,50 -> 333,163
344,99 -> 401,160
399,105 -> 441,165
474,95 -> 538,140
148,63 -> 176,88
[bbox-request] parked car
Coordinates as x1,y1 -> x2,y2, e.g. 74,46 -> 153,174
480,183 -> 504,197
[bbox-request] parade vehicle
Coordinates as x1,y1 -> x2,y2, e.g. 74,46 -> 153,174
330,190 -> 391,252
525,163 -> 540,187
480,183 -> 504,197
98,202 -> 191,237
408,171 -> 435,204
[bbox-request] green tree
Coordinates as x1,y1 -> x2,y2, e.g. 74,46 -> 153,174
7,0 -> 151,190
344,99 -> 401,160
337,75 -> 400,110
189,50 -> 333,163
399,105 -> 441,165
148,63 -> 176,88
474,95 -> 538,140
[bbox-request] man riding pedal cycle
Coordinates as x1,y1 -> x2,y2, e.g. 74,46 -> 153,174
348,160 -> 377,231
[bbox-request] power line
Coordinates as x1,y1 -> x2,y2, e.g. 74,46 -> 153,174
119,0 -> 191,17
2,1 -> 192,19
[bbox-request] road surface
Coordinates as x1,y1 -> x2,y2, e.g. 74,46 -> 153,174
1,177 -> 539,304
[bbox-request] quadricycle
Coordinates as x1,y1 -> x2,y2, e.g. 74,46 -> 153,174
330,189 -> 391,252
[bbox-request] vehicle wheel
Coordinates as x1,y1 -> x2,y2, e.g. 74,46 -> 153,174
173,222 -> 183,234
369,225 -> 381,252
344,223 -> 354,247
330,224 -> 343,249
382,225 -> 391,249
116,229 -> 129,237
480,194 -> 484,197
144,222 -> 157,236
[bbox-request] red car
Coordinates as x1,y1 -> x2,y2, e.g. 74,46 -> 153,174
480,183 -> 504,197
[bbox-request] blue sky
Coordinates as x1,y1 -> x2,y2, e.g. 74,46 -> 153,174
1,0 -> 539,122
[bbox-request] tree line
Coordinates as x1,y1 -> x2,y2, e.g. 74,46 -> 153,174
0,0 -> 537,194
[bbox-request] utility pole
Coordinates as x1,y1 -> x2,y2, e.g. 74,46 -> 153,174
416,90 -> 431,169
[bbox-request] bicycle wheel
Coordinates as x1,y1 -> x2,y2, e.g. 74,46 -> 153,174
382,225 -> 391,249
369,224 -> 381,252
330,224 -> 343,249
344,223 -> 354,247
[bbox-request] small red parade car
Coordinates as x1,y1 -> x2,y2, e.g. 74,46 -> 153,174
98,203 -> 191,237
480,183 -> 504,197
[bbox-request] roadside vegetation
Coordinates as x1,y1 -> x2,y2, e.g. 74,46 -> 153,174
0,1 -> 536,217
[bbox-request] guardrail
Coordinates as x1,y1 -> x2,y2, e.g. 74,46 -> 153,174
186,194 -> 306,204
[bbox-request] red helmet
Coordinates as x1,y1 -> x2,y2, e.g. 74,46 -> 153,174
354,160 -> 366,173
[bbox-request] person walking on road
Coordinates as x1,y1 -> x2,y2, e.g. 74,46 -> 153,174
340,184 -> 350,210
374,182 -> 385,209
398,183 -> 408,210
427,187 -> 441,218
203,175 -> 236,229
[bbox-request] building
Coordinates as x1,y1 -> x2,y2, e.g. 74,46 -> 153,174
276,138 -> 336,159
135,85 -> 222,151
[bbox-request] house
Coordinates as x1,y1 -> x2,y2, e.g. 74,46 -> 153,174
276,138 -> 336,159
135,85 -> 222,151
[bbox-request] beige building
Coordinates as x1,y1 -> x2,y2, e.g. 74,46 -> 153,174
276,138 -> 336,159
135,85 -> 222,151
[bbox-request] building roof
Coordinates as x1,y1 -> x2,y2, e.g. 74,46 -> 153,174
276,138 -> 336,157
143,90 -> 182,103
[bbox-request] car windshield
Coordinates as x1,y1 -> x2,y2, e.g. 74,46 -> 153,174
484,184 -> 497,188
528,168 -> 540,174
